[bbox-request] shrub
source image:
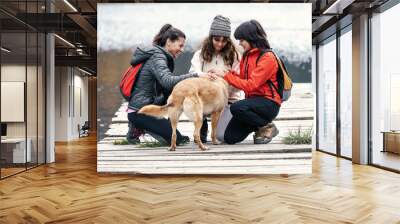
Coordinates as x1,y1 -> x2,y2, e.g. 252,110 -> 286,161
283,127 -> 312,145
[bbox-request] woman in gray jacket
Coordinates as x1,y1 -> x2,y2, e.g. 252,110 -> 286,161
127,24 -> 203,145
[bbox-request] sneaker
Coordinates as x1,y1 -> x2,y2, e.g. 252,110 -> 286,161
146,131 -> 169,146
127,136 -> 140,144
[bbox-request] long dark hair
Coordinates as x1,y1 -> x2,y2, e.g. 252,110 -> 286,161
234,20 -> 271,50
200,36 -> 239,67
153,24 -> 186,47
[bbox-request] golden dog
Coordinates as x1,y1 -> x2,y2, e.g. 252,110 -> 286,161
138,76 -> 229,151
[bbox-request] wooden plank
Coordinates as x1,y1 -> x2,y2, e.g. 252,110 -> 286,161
97,165 -> 312,174
97,152 -> 312,161
98,137 -> 287,145
97,144 -> 311,152
98,152 -> 311,160
97,149 -> 311,156
106,120 -> 314,128
97,159 -> 311,167
98,142 -> 310,149
104,120 -> 313,138
97,146 -> 311,153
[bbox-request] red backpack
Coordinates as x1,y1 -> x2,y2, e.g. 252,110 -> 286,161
119,63 -> 145,101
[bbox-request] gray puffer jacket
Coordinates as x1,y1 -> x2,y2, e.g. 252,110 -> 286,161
128,45 -> 197,110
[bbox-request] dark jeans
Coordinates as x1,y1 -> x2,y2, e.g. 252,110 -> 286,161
224,97 -> 280,144
128,112 -> 185,144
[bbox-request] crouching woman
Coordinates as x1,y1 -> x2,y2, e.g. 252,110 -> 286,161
214,20 -> 281,144
127,24 -> 201,145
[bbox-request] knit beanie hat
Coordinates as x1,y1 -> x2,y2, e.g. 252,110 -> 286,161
209,15 -> 231,37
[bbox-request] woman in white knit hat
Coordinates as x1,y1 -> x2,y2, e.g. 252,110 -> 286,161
189,15 -> 243,143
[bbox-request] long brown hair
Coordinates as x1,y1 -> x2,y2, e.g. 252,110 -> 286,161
200,36 -> 239,67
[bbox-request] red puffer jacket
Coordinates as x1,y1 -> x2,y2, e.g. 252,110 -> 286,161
223,48 -> 281,105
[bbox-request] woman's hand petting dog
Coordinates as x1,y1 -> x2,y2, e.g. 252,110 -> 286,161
210,69 -> 227,78
206,72 -> 219,81
198,71 -> 219,81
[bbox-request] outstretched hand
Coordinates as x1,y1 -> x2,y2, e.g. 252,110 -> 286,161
198,70 -> 226,81
205,72 -> 219,81
212,70 -> 227,78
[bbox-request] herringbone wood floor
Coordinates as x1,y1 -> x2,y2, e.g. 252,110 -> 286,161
1,135 -> 400,224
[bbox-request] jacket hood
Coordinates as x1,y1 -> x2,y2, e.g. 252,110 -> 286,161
130,45 -> 173,66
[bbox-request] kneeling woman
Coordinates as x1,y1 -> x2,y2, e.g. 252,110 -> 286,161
189,15 -> 242,143
215,20 -> 280,144
127,24 -> 202,145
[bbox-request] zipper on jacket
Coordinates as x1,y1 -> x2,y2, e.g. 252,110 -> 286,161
244,55 -> 250,80
243,54 -> 250,98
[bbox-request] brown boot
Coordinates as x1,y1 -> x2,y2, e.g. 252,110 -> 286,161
253,123 -> 279,144
264,122 -> 279,139
254,126 -> 267,139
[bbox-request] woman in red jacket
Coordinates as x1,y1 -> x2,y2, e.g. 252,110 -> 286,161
214,20 -> 280,144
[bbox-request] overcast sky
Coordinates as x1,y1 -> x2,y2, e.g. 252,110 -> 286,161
98,3 -> 311,57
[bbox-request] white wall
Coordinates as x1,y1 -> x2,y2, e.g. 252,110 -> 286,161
1,63 -> 46,164
55,67 -> 68,141
1,65 -> 40,138
1,65 -> 26,133
55,67 -> 89,141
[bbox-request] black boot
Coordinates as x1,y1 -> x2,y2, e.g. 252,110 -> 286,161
126,121 -> 141,144
200,117 -> 208,143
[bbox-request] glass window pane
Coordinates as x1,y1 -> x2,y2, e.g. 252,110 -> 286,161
27,31 -> 38,169
340,28 -> 352,158
1,31 -> 27,177
25,0 -> 39,169
318,36 -> 337,154
38,32 -> 45,165
371,4 -> 400,171
1,1 -> 46,179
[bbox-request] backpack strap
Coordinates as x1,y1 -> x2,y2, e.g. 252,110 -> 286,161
270,52 -> 290,86
255,49 -> 284,99
255,49 -> 270,65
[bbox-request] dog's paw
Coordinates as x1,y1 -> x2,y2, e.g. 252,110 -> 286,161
168,147 -> 176,151
212,140 -> 221,145
200,146 -> 209,151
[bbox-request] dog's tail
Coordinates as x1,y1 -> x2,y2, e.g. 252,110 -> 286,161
138,102 -> 172,118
